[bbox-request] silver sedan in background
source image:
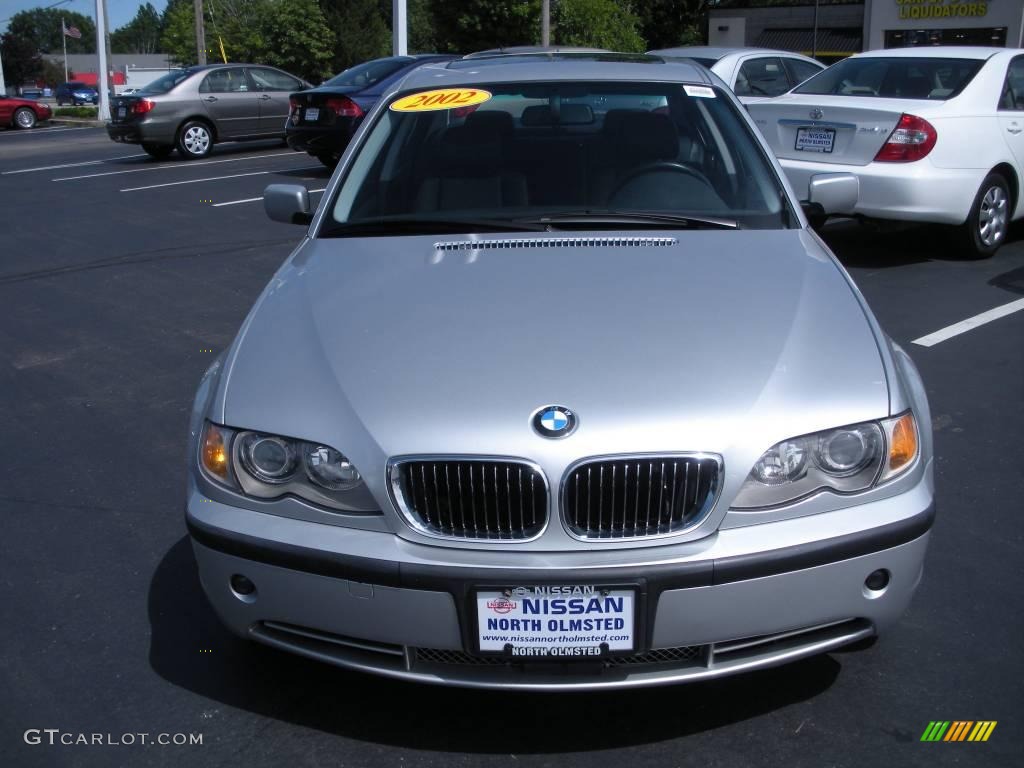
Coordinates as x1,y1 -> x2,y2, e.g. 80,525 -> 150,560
186,54 -> 934,689
106,64 -> 311,159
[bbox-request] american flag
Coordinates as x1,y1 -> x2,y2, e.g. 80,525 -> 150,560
62,21 -> 82,39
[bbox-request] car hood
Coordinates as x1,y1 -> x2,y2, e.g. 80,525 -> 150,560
217,230 -> 888,513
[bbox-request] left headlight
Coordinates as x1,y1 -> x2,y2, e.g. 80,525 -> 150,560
199,421 -> 378,512
732,412 -> 919,509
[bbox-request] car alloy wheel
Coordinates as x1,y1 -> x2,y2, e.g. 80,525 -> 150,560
179,121 -> 213,159
977,184 -> 1007,248
14,108 -> 36,129
959,172 -> 1010,260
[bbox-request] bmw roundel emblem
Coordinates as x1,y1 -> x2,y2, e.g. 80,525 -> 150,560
532,405 -> 577,438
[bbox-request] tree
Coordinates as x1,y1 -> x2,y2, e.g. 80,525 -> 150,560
430,0 -> 541,54
0,32 -> 43,87
6,8 -> 96,54
321,0 -> 388,74
636,1 -> 710,51
377,0 -> 438,54
553,0 -> 645,52
111,3 -> 163,54
161,0 -> 336,79
259,0 -> 334,82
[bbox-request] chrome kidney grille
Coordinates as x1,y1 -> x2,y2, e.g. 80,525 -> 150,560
563,455 -> 722,539
390,459 -> 548,540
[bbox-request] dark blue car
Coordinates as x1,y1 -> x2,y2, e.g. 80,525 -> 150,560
286,54 -> 457,168
55,81 -> 99,106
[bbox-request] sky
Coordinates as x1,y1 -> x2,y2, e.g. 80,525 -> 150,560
0,0 -> 168,33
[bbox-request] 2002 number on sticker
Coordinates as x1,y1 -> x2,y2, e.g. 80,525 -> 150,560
390,88 -> 492,113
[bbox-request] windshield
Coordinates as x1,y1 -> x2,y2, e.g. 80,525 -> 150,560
326,81 -> 792,235
325,58 -> 411,88
140,69 -> 192,95
794,57 -> 983,100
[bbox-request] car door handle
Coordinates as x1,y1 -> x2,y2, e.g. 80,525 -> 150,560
258,94 -> 271,100
1008,123 -> 1023,134
203,96 -> 217,102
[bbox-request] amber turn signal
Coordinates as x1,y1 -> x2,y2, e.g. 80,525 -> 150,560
880,412 -> 918,481
201,423 -> 231,479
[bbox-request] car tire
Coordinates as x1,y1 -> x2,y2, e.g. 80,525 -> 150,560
13,108 -> 37,130
958,173 -> 1010,260
176,120 -> 214,159
142,143 -> 174,160
314,153 -> 339,169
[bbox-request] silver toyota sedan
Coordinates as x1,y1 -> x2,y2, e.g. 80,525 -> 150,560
107,64 -> 311,159
185,54 -> 934,690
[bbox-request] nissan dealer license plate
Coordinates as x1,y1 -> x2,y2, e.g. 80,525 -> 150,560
304,107 -> 319,122
795,126 -> 835,153
477,586 -> 635,658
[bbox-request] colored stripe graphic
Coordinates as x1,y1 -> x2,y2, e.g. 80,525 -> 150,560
944,721 -> 972,741
921,722 -> 950,741
920,721 -> 996,742
969,722 -> 997,742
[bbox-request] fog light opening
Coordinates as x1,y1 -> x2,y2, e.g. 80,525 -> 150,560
863,569 -> 890,598
230,574 -> 258,603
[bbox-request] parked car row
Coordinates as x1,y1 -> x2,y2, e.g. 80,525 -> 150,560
96,46 -> 1024,258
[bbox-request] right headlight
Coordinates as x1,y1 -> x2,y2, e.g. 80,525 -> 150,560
198,421 -> 377,512
732,412 -> 919,509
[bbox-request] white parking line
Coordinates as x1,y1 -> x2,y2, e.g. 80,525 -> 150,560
2,155 -> 148,175
120,167 -> 320,192
0,126 -> 89,137
53,151 -> 302,181
213,188 -> 327,207
912,297 -> 1024,347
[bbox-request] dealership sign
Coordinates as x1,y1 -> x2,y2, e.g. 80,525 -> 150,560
896,0 -> 989,19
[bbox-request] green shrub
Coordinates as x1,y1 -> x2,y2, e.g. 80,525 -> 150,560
54,106 -> 99,118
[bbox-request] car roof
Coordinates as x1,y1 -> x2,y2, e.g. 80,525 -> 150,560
464,46 -> 610,59
852,46 -> 1008,60
407,53 -> 710,87
649,46 -> 819,61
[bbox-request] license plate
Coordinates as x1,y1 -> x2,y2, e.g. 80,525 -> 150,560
117,106 -> 126,119
795,126 -> 835,153
304,107 -> 320,122
476,586 -> 636,658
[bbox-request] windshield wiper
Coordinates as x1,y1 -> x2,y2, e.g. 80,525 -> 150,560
524,211 -> 739,230
319,217 -> 548,238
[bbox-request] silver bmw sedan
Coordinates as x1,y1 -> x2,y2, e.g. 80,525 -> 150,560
185,53 -> 934,690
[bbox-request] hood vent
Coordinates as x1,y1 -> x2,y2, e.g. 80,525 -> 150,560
434,236 -> 677,252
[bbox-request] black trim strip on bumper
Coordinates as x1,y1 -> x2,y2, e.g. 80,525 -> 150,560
186,503 -> 935,591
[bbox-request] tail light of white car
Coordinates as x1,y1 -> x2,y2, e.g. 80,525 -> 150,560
874,114 -> 936,163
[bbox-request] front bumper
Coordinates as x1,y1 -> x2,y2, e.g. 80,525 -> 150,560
780,157 -> 983,225
186,479 -> 933,690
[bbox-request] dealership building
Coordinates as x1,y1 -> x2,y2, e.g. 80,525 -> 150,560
708,0 -> 1024,61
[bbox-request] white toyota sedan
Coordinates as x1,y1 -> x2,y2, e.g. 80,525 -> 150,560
648,46 -> 825,103
748,47 -> 1024,258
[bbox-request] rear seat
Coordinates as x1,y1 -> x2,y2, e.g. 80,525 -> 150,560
415,111 -> 528,212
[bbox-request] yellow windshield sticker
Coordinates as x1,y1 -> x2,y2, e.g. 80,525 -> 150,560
390,88 -> 493,113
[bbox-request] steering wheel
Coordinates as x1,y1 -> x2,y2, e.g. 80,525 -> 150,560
610,162 -> 713,200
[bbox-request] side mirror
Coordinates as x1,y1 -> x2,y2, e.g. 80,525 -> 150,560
806,172 -> 858,215
264,184 -> 313,225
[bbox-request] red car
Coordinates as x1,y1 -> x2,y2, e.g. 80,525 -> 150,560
0,95 -> 52,129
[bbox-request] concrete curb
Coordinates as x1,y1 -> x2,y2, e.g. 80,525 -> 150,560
46,118 -> 106,128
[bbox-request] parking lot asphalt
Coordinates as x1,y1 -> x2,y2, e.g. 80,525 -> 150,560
0,127 -> 1021,768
